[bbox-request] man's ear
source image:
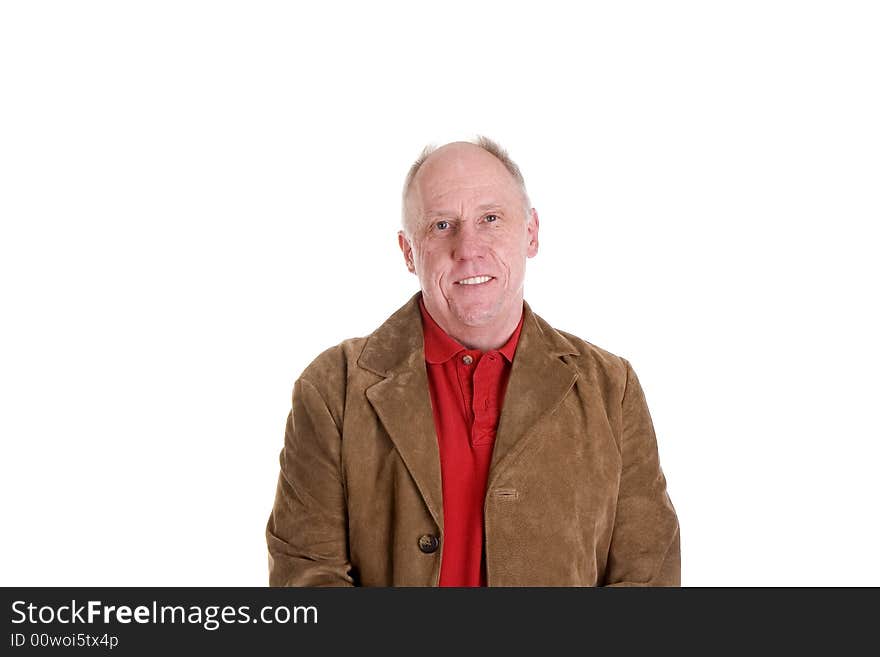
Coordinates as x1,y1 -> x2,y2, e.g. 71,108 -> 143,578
526,208 -> 540,258
398,231 -> 416,273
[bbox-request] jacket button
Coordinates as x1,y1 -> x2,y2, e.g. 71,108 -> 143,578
418,534 -> 439,554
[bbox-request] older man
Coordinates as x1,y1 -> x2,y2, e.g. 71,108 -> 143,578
266,137 -> 680,586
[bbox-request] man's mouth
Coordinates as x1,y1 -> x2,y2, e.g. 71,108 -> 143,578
455,275 -> 494,286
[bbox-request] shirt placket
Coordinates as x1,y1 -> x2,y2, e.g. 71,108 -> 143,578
472,351 -> 503,446
455,351 -> 477,435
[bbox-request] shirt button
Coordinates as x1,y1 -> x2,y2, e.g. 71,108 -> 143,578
462,355 -> 473,365
418,534 -> 440,554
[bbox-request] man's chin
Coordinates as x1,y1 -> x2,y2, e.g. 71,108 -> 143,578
450,301 -> 502,329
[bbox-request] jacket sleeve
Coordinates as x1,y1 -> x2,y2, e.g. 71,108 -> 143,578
266,376 -> 355,586
603,359 -> 681,586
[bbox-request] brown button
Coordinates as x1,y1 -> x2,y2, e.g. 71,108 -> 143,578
418,534 -> 439,554
462,355 -> 473,365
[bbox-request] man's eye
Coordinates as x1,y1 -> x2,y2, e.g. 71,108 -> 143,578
435,220 -> 449,230
485,214 -> 499,223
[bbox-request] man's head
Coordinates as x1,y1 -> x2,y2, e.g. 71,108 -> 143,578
398,137 -> 539,350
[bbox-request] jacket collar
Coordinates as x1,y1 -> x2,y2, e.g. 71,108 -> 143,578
359,291 -> 578,375
360,291 -> 580,529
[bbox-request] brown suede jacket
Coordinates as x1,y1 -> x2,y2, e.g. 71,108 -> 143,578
266,292 -> 680,586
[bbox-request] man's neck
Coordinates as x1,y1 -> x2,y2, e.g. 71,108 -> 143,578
426,299 -> 524,352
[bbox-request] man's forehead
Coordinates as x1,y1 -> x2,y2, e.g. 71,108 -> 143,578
414,153 -> 521,207
420,183 -> 512,214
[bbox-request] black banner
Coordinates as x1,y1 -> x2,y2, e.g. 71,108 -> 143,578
1,588 -> 873,653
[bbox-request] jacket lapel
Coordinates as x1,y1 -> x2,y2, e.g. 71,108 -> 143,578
359,293 -> 444,530
487,300 -> 580,489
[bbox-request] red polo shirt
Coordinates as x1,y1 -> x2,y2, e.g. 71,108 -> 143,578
418,296 -> 524,587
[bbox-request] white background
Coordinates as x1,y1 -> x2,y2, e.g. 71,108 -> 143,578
1,1 -> 878,586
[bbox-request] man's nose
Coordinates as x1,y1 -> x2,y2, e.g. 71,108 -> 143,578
451,224 -> 485,260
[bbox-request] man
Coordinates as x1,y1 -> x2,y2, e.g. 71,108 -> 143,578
266,137 -> 680,586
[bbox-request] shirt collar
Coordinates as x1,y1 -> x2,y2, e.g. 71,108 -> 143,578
418,295 -> 524,365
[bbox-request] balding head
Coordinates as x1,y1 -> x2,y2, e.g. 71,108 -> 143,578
401,137 -> 530,237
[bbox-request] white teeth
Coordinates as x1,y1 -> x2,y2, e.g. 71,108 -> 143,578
457,275 -> 492,285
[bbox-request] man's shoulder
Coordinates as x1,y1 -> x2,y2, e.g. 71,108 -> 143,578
297,335 -> 371,389
296,293 -> 424,386
560,327 -> 628,369
301,294 -> 422,383
530,310 -> 630,386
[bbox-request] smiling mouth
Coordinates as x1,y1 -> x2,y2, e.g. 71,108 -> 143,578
455,275 -> 495,286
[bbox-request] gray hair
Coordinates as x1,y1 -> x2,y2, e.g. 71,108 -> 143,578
400,136 -> 531,235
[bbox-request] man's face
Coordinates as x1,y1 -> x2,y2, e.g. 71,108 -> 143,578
398,143 -> 539,339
